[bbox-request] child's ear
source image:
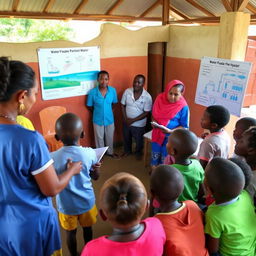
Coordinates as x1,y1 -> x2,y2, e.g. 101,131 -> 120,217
80,131 -> 84,138
211,123 -> 218,130
54,134 -> 60,141
99,209 -> 107,221
171,148 -> 177,156
248,147 -> 256,156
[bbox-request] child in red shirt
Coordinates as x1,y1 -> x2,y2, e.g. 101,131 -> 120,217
151,165 -> 209,256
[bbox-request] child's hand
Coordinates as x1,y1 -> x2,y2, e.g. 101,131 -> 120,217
201,132 -> 209,139
66,159 -> 82,175
92,162 -> 102,170
90,162 -> 101,180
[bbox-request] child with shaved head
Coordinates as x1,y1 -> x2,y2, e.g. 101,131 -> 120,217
151,165 -> 208,256
51,113 -> 101,256
166,129 -> 204,202
204,158 -> 256,256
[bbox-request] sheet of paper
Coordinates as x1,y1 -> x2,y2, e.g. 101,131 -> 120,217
94,146 -> 109,161
151,121 -> 171,133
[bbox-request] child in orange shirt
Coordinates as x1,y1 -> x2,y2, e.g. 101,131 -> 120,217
151,165 -> 208,256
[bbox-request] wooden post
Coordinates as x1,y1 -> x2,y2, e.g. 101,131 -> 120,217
218,12 -> 250,61
217,12 -> 251,148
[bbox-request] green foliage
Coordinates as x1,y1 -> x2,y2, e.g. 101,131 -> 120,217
0,18 -> 75,42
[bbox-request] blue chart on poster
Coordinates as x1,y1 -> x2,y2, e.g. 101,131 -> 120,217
195,56 -> 252,117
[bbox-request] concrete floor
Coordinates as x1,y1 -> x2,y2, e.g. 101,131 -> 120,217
58,148 -> 151,256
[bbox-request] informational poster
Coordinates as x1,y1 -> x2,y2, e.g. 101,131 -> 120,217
195,56 -> 252,116
37,46 -> 100,100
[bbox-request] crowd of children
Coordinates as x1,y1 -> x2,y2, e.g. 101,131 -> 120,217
1,63 -> 255,256
45,74 -> 256,256
50,101 -> 255,256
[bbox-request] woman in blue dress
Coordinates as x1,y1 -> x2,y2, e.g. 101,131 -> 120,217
0,57 -> 82,256
151,80 -> 189,168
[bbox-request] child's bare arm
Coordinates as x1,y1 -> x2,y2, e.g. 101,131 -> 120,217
90,162 -> 101,180
206,234 -> 220,254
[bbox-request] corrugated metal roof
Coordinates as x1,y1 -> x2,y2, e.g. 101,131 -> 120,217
171,0 -> 208,18
0,0 -> 255,24
79,0 -> 116,15
112,0 -> 156,17
195,0 -> 226,16
18,0 -> 47,12
0,0 -> 12,11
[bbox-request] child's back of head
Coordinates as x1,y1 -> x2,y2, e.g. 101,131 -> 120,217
55,112 -> 83,146
81,172 -> 167,256
100,172 -> 147,227
167,128 -> 198,160
229,157 -> 252,189
204,105 -> 230,129
150,164 -> 184,204
151,165 -> 208,256
205,157 -> 245,202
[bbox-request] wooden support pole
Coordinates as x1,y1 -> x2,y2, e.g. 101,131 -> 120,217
218,12 -> 250,60
162,0 -> 169,25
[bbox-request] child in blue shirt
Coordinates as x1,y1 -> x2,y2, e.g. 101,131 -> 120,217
51,113 -> 101,256
87,70 -> 118,158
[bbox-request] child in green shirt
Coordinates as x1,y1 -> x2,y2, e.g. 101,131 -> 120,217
166,128 -> 204,202
204,157 -> 256,256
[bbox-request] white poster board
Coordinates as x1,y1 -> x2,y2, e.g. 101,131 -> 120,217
37,46 -> 100,100
195,56 -> 252,116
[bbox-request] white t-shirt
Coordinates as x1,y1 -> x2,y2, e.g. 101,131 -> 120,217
121,88 -> 152,127
197,129 -> 231,161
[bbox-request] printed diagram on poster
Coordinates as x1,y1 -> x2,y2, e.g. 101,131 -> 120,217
37,46 -> 100,100
195,56 -> 252,116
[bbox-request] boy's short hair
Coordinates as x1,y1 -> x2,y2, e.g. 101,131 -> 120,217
205,157 -> 245,201
55,113 -> 83,145
97,70 -> 109,79
237,117 -> 256,131
206,105 -> 230,128
100,172 -> 147,226
150,165 -> 184,202
135,74 -> 145,83
169,129 -> 198,158
229,157 -> 252,189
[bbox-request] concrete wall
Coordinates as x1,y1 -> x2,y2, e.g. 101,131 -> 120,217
166,25 -> 220,136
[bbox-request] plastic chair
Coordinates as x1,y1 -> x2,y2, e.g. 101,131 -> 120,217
39,106 -> 67,152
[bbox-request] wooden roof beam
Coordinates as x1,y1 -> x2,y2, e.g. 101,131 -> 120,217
162,0 -> 169,25
74,0 -> 89,14
169,5 -> 190,20
246,3 -> 256,14
185,0 -> 215,17
139,0 -> 160,17
44,0 -> 56,13
0,11 -> 161,22
238,0 -> 250,11
105,0 -> 124,15
12,0 -> 20,12
221,0 -> 233,11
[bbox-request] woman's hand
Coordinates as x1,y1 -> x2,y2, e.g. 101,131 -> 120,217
67,159 -> 82,175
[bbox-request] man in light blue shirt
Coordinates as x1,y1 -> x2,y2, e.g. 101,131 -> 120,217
87,70 -> 118,157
